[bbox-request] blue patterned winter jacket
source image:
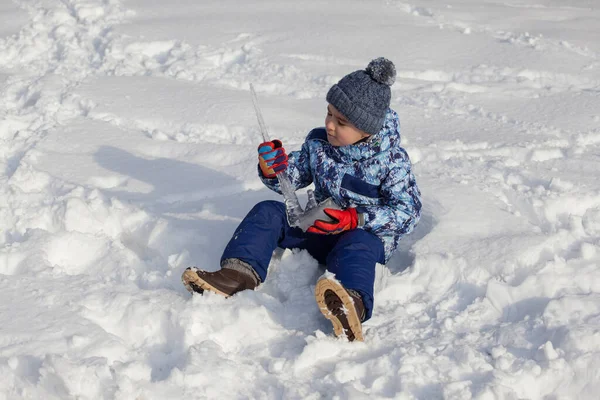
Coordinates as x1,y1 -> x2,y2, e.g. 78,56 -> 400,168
260,108 -> 422,262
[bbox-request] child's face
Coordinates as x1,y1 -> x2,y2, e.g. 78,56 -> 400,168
325,104 -> 370,147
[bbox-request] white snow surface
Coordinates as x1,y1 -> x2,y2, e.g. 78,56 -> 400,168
1,0 -> 599,398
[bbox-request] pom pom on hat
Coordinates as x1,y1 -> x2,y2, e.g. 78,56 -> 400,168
366,57 -> 396,86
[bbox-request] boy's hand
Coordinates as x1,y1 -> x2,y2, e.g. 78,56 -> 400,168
258,140 -> 288,178
307,208 -> 358,235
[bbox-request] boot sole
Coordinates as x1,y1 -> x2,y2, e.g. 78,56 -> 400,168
181,269 -> 231,298
315,278 -> 364,342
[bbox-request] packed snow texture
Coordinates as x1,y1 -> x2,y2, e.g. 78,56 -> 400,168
1,0 -> 599,398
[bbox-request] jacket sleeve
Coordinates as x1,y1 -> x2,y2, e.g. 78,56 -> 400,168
356,156 -> 422,238
258,140 -> 313,193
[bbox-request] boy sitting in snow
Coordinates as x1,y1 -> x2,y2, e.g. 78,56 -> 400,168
182,58 -> 422,341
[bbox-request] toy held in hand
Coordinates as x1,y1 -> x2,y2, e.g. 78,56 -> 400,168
307,208 -> 358,235
258,140 -> 288,178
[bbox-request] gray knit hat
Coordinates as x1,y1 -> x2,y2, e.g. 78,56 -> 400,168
326,57 -> 396,135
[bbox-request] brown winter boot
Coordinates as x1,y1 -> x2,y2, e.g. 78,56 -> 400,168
315,277 -> 366,342
182,262 -> 258,298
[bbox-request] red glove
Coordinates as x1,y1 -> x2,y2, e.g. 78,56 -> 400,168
307,208 -> 359,235
258,140 -> 288,178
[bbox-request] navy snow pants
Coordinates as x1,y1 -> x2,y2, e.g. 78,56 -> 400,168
221,200 -> 385,320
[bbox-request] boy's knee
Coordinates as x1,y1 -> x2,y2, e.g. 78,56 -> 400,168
338,229 -> 383,252
325,229 -> 384,266
251,200 -> 286,216
344,228 -> 377,241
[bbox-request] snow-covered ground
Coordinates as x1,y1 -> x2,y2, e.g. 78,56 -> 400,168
1,0 -> 599,398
